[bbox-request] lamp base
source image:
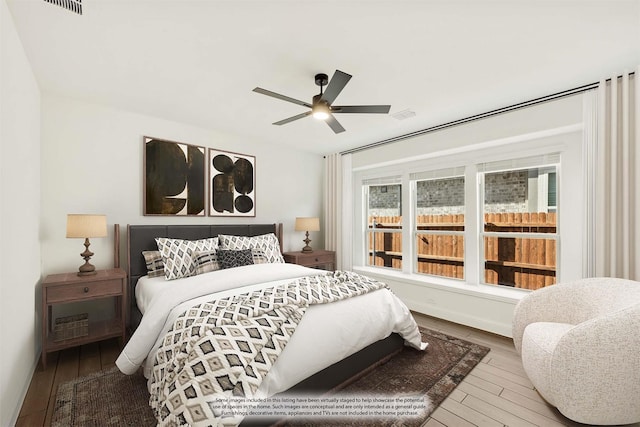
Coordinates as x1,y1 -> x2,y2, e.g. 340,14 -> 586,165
77,238 -> 97,276
301,232 -> 313,253
77,261 -> 97,276
77,270 -> 97,276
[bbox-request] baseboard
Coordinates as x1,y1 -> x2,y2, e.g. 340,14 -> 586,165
8,352 -> 40,426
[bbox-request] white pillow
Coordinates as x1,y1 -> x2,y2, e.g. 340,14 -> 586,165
218,233 -> 284,264
155,237 -> 219,280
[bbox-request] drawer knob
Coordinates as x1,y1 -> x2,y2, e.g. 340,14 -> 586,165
315,258 -> 319,262
83,287 -> 89,293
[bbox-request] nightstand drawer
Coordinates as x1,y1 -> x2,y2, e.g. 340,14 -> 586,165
306,253 -> 335,265
283,250 -> 336,270
47,279 -> 123,303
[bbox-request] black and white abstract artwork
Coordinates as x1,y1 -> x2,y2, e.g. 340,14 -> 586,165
144,137 -> 206,216
208,148 -> 255,217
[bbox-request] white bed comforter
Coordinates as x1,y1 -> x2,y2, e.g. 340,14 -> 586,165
116,263 -> 425,397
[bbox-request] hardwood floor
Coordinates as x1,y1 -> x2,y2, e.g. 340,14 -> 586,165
16,339 -> 121,427
16,313 -> 639,427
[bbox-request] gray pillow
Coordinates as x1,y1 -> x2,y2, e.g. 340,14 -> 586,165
218,249 -> 254,269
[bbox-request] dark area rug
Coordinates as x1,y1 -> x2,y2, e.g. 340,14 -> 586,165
51,366 -> 154,427
51,327 -> 490,427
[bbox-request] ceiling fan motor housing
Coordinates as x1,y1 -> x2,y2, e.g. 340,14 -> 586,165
312,94 -> 329,108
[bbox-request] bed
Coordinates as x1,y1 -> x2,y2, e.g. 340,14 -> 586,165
116,223 -> 425,426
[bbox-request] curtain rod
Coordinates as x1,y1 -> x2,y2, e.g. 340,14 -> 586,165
340,74 -> 632,156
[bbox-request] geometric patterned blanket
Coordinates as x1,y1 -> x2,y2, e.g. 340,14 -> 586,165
148,270 -> 388,426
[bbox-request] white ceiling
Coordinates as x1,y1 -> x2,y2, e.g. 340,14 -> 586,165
6,0 -> 640,155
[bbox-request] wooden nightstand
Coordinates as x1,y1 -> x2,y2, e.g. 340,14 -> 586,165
41,268 -> 127,369
283,250 -> 336,271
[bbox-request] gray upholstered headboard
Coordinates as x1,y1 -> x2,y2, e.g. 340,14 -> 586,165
126,223 -> 282,331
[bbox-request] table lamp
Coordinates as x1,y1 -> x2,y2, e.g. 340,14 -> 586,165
66,214 -> 107,276
295,217 -> 320,253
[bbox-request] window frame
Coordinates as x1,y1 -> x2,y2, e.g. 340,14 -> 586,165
363,177 -> 403,271
412,173 -> 466,280
477,158 -> 560,289
352,132 -> 583,293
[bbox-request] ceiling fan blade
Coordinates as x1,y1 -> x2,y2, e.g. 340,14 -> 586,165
320,70 -> 352,105
253,87 -> 312,108
273,111 -> 312,126
325,114 -> 346,134
332,105 -> 391,114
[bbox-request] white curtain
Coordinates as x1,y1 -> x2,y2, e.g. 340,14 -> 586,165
324,153 -> 352,270
595,68 -> 639,280
324,153 -> 342,268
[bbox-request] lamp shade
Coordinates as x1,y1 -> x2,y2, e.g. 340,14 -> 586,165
66,214 -> 107,238
295,217 -> 320,232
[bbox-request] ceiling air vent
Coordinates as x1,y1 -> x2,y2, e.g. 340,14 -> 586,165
44,0 -> 82,15
391,109 -> 417,121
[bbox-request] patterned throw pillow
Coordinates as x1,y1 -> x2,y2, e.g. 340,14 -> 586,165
194,250 -> 220,275
218,249 -> 255,269
251,249 -> 268,264
142,250 -> 165,278
218,233 -> 284,264
155,237 -> 219,280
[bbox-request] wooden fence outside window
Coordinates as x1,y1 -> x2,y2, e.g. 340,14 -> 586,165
368,213 -> 557,290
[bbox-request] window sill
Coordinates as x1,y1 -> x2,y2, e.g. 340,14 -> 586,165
352,266 -> 529,304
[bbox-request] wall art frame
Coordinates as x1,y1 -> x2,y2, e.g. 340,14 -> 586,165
143,136 -> 206,216
208,148 -> 256,217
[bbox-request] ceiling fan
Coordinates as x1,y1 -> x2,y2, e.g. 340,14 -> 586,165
253,70 -> 391,134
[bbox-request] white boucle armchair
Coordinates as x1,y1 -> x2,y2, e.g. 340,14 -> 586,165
512,277 -> 640,425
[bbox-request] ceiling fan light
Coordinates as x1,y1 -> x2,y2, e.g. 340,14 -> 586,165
312,103 -> 330,120
312,111 -> 329,120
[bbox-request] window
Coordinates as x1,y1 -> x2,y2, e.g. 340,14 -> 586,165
413,170 -> 465,279
480,156 -> 559,290
365,177 -> 402,270
355,149 -> 571,292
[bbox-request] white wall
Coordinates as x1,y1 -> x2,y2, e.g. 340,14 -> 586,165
0,0 -> 42,424
352,95 -> 584,168
40,95 -> 325,277
349,94 -> 587,337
